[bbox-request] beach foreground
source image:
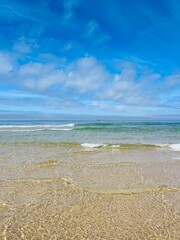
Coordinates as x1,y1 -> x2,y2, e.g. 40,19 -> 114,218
0,142 -> 180,239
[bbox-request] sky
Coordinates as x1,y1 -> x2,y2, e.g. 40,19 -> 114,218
0,0 -> 180,119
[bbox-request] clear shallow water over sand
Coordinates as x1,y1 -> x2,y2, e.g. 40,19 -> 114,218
0,120 -> 180,239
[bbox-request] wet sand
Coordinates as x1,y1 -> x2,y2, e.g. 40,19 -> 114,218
0,143 -> 180,239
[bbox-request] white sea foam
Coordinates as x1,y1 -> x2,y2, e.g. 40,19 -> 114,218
0,129 -> 44,132
155,144 -> 169,147
169,143 -> 180,151
58,123 -> 75,127
112,144 -> 120,148
50,128 -> 73,131
81,143 -> 107,148
0,123 -> 75,132
156,143 -> 180,151
0,123 -> 75,128
0,125 -> 36,128
155,143 -> 180,151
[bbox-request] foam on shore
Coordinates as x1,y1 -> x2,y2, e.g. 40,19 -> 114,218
169,143 -> 180,151
81,143 -> 107,148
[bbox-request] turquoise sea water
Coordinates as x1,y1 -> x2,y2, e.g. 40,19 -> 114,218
0,120 -> 180,149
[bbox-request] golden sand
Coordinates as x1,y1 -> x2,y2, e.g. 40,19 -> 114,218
0,143 -> 179,239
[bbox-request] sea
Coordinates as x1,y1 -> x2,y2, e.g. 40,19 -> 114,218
0,119 -> 180,238
0,120 -> 180,150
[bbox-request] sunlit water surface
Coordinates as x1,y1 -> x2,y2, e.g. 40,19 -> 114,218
0,120 -> 180,239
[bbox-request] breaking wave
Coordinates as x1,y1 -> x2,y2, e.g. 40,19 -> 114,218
81,143 -> 107,148
169,143 -> 180,151
0,123 -> 75,132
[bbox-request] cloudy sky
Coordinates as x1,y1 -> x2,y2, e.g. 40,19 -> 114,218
0,0 -> 180,119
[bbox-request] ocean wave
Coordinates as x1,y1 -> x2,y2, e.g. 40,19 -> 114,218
2,141 -> 179,151
169,143 -> 180,151
0,129 -> 44,132
155,144 -> 169,147
81,143 -> 180,150
49,128 -> 73,131
155,143 -> 180,151
0,125 -> 49,128
0,128 -> 73,132
112,145 -> 121,148
56,123 -> 75,128
81,143 -> 107,148
0,123 -> 75,132
0,123 -> 75,128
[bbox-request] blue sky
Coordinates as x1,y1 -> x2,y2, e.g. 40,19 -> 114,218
0,0 -> 180,119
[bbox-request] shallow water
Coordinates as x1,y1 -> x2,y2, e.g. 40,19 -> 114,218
0,142 -> 180,239
0,120 -> 180,146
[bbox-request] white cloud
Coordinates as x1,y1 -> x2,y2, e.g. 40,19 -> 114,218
0,50 -> 179,114
84,20 -> 110,44
62,0 -> 79,22
63,42 -> 73,51
0,90 -> 47,99
19,62 -> 66,90
17,57 -> 108,93
13,39 -> 31,54
0,52 -> 13,74
86,20 -> 99,37
165,73 -> 180,87
102,62 -> 138,101
102,62 -> 161,106
65,57 -> 109,92
13,37 -> 38,54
